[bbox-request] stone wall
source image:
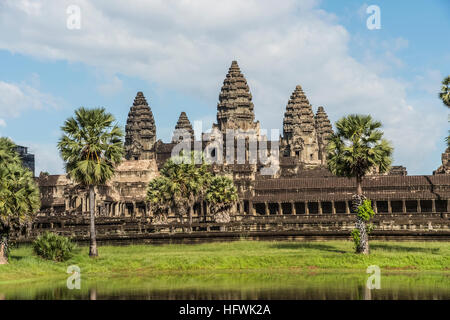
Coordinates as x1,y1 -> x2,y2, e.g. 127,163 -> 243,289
12,212 -> 450,243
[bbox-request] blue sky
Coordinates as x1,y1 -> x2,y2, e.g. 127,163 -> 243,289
0,0 -> 448,175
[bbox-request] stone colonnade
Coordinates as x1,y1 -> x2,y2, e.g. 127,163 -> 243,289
64,195 -> 449,217
241,199 -> 450,215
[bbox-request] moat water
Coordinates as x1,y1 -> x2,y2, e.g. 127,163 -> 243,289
1,271 -> 449,300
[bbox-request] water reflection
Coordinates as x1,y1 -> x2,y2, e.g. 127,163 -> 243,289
0,272 -> 448,300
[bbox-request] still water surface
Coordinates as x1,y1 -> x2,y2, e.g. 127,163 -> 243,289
1,271 -> 448,300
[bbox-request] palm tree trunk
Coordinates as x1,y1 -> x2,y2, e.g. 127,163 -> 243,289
356,175 -> 363,195
0,224 -> 10,264
356,215 -> 369,254
189,205 -> 193,233
0,229 -> 8,265
89,185 -> 98,257
354,176 -> 369,254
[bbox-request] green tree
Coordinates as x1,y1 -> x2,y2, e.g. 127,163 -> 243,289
147,152 -> 211,232
439,76 -> 450,148
439,76 -> 450,107
327,114 -> 393,254
146,176 -> 174,225
147,152 -> 238,230
58,107 -> 124,257
0,138 -> 40,264
205,176 -> 238,223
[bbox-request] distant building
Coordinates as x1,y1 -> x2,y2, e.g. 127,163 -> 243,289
15,145 -> 35,177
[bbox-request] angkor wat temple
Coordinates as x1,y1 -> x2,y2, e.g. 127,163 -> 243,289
28,61 -> 450,242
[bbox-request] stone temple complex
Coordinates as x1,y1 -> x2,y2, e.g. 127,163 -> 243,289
23,61 -> 450,242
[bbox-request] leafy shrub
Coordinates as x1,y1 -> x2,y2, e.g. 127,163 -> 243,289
33,232 -> 77,262
356,199 -> 375,221
350,229 -> 360,251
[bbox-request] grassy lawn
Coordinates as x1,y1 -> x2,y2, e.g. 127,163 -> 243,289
0,240 -> 449,283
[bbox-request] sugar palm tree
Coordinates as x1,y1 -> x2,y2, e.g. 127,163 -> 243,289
147,176 -> 174,224
205,176 -> 238,223
58,107 -> 124,257
439,76 -> 450,147
439,76 -> 450,108
159,151 -> 211,231
147,151 -> 213,231
327,114 -> 393,254
0,138 -> 40,264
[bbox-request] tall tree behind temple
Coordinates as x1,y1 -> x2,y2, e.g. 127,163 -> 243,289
326,114 -> 393,255
0,137 -> 40,264
439,76 -> 450,107
58,107 -> 124,257
439,76 -> 450,147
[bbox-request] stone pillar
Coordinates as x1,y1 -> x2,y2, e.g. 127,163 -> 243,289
447,199 -> 450,212
291,202 -> 296,215
265,202 -> 269,215
305,201 -> 309,215
331,201 -> 336,215
402,199 -> 406,213
387,200 -> 392,214
278,202 -> 282,215
431,199 -> 436,213
345,201 -> 350,214
65,198 -> 70,211
144,203 -> 148,217
249,200 -> 254,215
318,202 -> 323,215
417,200 -> 421,213
373,201 -> 378,214
239,201 -> 244,215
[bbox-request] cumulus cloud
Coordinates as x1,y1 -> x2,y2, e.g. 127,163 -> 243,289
0,0 -> 446,174
0,79 -> 62,123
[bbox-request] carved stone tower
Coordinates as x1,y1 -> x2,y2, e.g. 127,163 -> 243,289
315,106 -> 333,165
172,111 -> 194,142
280,85 -> 320,165
213,61 -> 260,134
124,92 -> 157,160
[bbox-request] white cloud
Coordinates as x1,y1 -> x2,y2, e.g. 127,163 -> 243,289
0,0 -> 446,174
0,79 -> 62,123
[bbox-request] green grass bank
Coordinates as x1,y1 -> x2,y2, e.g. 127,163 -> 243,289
1,240 -> 449,283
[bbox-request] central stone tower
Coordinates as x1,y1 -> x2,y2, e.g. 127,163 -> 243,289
124,92 -> 157,160
213,61 -> 260,133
